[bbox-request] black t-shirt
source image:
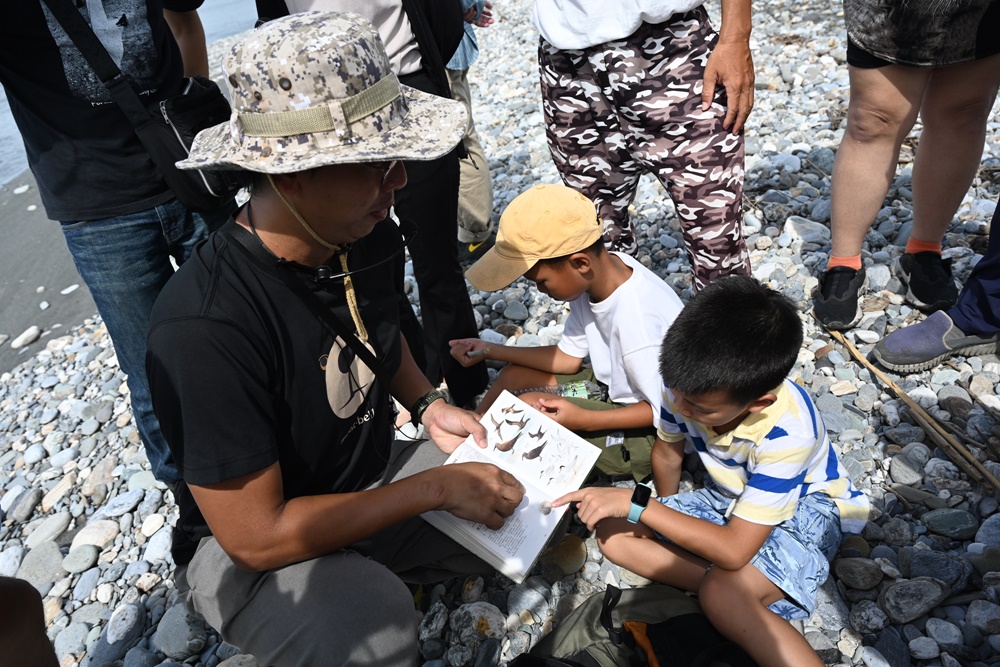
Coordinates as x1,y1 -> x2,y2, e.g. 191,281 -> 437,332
147,218 -> 406,565
0,0 -> 200,221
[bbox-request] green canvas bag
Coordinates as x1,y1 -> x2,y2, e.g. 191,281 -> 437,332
510,585 -> 757,667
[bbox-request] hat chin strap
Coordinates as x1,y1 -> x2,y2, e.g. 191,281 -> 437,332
267,174 -> 342,252
264,174 -> 369,342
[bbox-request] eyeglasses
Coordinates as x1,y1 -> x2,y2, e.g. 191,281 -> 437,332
365,160 -> 399,184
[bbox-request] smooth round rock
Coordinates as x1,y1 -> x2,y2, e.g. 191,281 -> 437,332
976,514 -> 1000,547
879,578 -> 951,624
62,544 -> 100,574
922,508 -> 978,540
833,557 -> 882,590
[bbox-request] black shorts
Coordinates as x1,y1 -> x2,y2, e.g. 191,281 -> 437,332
846,1 -> 1000,69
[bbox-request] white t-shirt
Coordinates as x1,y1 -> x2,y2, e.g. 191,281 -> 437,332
532,0 -> 705,50
557,252 -> 683,419
286,0 -> 423,75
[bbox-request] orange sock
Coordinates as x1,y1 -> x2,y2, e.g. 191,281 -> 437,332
905,238 -> 942,255
827,254 -> 862,271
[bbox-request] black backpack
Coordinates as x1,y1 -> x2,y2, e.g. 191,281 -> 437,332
511,585 -> 758,667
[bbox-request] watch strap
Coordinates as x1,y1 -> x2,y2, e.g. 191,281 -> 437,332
411,389 -> 446,427
626,502 -> 646,524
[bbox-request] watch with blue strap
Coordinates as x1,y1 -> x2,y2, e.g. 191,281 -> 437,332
627,482 -> 653,524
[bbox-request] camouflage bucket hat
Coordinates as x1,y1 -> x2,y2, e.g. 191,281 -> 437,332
177,11 -> 467,173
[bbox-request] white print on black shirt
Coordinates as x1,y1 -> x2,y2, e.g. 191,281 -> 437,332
321,336 -> 377,420
40,0 -> 158,104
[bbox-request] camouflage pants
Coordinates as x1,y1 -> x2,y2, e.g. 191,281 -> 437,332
538,7 -> 750,290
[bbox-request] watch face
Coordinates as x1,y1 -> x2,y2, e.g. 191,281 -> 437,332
632,484 -> 652,507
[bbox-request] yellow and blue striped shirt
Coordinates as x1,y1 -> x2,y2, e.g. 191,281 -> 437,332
657,379 -> 869,533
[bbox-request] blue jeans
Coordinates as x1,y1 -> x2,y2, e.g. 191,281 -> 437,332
60,198 -> 231,482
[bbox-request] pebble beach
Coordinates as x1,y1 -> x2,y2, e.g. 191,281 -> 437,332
3,0 -> 1000,665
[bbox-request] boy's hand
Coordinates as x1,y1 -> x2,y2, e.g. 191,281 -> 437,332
421,399 -> 487,453
449,338 -> 490,367
530,396 -> 588,430
553,487 -> 632,530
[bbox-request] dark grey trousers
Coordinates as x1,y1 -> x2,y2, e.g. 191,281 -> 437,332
175,440 -> 487,667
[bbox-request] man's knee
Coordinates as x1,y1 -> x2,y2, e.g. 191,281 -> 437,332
224,557 -> 421,667
304,573 -> 420,666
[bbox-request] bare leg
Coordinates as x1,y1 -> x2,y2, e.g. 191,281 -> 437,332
598,520 -> 822,667
476,365 -> 557,414
597,518 -> 710,590
829,65 -> 929,257
700,566 -> 823,667
911,53 -> 1000,243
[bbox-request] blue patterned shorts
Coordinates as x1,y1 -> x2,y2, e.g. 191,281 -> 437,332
655,481 -> 842,620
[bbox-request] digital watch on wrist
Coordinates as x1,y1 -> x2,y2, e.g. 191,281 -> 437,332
627,482 -> 653,524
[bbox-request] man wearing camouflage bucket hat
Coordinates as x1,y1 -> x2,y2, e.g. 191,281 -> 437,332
145,13 -> 524,665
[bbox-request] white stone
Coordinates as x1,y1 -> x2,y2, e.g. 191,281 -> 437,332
70,519 -> 120,552
10,325 -> 41,349
925,618 -> 963,646
135,572 -> 161,592
143,526 -> 173,564
908,637 -> 939,660
0,485 -> 26,513
96,582 -> 114,604
140,513 -> 165,537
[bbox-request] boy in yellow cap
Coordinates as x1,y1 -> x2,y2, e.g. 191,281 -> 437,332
450,183 -> 683,479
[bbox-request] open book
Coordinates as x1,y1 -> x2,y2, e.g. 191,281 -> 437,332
422,390 -> 601,583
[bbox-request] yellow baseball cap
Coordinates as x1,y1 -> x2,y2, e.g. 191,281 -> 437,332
465,184 -> 604,291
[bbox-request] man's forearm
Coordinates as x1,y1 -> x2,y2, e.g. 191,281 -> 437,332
717,0 -> 752,43
390,334 -> 438,411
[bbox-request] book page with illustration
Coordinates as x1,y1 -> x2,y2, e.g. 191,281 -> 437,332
422,390 -> 601,582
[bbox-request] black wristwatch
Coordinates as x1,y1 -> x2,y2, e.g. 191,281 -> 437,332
410,389 -> 446,427
627,482 -> 653,524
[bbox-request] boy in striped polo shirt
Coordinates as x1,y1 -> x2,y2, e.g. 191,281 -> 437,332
556,276 -> 869,667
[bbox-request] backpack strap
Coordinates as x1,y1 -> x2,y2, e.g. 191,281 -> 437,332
599,585 -> 626,646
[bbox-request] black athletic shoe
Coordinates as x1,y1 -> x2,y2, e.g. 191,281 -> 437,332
814,266 -> 868,331
457,230 -> 496,267
894,251 -> 959,312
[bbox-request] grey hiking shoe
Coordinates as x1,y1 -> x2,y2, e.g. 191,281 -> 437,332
872,311 -> 1000,373
814,267 -> 868,331
894,252 -> 959,312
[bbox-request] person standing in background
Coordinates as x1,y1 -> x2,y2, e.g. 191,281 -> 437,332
533,0 -> 754,291
813,0 -> 1000,331
0,1 -> 229,484
448,0 -> 497,265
